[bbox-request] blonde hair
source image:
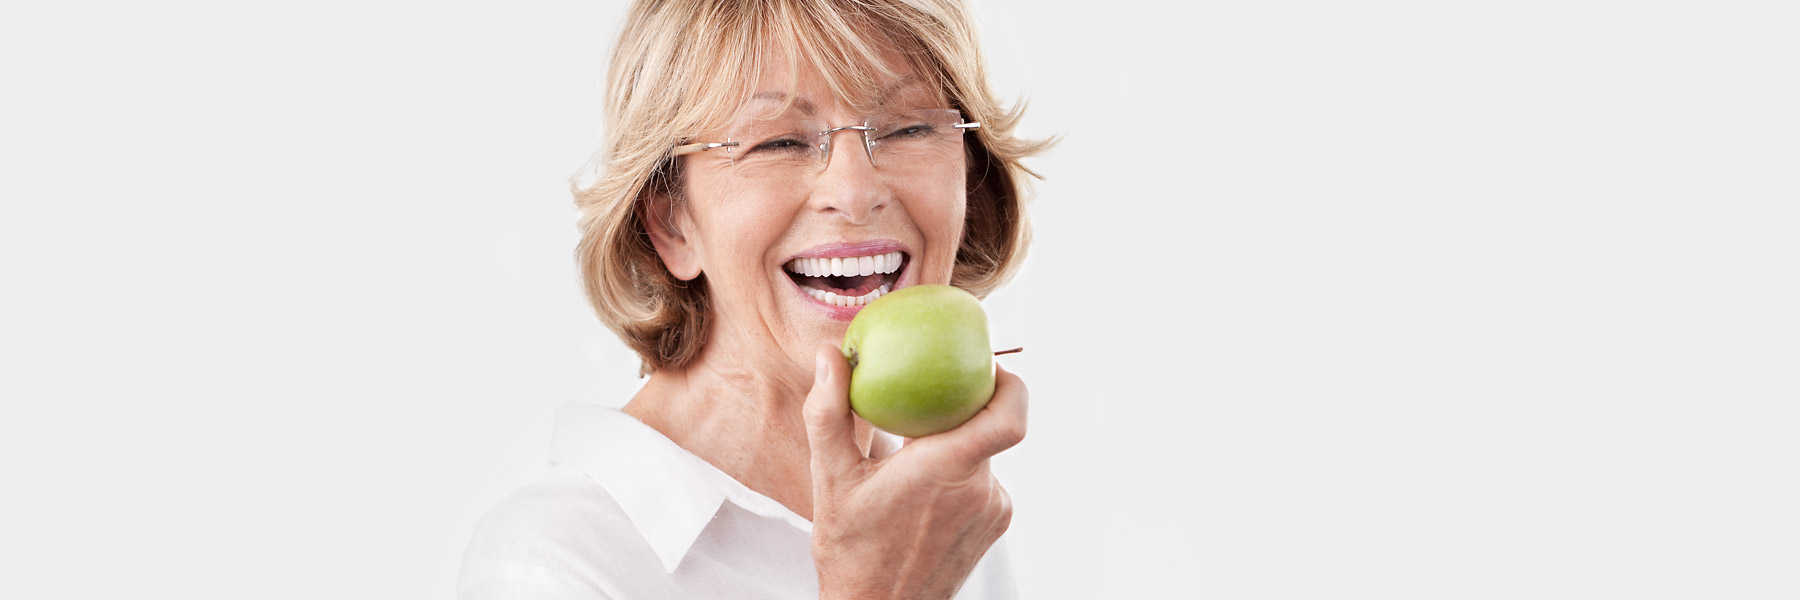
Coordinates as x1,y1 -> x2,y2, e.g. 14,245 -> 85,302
574,0 -> 1052,374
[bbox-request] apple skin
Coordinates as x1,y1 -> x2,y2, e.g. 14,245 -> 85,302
841,284 -> 995,438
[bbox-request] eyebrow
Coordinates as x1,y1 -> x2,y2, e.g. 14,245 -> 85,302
749,91 -> 817,116
747,76 -> 922,116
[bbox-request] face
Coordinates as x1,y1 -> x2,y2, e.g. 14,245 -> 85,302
645,49 -> 969,377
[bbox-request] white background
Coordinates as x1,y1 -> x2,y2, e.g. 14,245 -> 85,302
3,1 -> 1796,598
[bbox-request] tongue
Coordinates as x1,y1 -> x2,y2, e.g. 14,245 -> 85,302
795,273 -> 884,296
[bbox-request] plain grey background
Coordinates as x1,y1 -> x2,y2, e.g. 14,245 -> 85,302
3,0 -> 1796,598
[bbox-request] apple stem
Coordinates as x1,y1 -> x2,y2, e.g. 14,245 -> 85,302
992,347 -> 1024,356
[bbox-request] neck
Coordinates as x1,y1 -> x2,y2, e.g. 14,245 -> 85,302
621,328 -> 870,521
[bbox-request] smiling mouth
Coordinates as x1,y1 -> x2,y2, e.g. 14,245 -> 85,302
784,251 -> 907,307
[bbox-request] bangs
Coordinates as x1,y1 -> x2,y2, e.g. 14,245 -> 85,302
680,0 -> 950,132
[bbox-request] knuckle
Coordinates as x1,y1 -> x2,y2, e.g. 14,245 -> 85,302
994,491 -> 1014,534
801,395 -> 836,425
995,419 -> 1026,449
992,480 -> 1013,513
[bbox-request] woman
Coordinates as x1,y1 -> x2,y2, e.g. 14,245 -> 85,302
460,0 -> 1049,597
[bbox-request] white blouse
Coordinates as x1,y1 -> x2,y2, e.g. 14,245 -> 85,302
458,406 -> 1018,599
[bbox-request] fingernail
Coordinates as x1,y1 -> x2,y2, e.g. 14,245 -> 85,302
815,351 -> 828,382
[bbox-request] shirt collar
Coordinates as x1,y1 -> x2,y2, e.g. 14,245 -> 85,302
550,404 -> 813,573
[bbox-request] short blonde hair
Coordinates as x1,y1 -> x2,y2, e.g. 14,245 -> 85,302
574,0 -> 1051,374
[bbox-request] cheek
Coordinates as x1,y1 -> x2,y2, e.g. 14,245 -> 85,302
929,172 -> 969,243
894,170 -> 968,283
900,169 -> 967,231
692,190 -> 792,281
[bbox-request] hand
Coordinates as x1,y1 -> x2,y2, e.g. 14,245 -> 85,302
803,343 -> 1028,600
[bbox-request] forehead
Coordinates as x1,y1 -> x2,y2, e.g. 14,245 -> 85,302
740,76 -> 938,118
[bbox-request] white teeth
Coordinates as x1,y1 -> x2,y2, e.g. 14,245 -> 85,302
799,282 -> 892,306
785,251 -> 906,278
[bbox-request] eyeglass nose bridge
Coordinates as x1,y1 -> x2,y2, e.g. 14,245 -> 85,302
815,124 -> 877,170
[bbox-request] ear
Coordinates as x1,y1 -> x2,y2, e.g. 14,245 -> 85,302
642,191 -> 703,281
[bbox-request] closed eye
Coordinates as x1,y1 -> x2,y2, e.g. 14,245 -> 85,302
751,137 -> 809,153
883,124 -> 935,139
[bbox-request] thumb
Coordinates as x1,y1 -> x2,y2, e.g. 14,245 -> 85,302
803,343 -> 864,485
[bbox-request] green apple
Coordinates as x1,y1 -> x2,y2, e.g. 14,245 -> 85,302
841,284 -> 995,437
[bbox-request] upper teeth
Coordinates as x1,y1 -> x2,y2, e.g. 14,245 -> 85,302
785,251 -> 904,277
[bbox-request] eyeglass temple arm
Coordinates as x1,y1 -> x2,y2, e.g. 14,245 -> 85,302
672,141 -> 739,156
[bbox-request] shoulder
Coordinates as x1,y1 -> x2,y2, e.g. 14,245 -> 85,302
457,464 -> 662,599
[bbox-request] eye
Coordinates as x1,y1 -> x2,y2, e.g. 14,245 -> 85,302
885,123 -> 934,139
751,137 -> 808,152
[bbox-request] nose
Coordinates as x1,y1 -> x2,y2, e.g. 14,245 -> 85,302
808,128 -> 889,225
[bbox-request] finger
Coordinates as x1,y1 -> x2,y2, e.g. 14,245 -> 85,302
802,343 -> 864,484
916,364 -> 1029,468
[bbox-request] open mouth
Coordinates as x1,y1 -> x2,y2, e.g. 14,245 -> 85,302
784,251 -> 907,307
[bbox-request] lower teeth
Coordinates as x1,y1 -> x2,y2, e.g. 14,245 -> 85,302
806,284 -> 890,307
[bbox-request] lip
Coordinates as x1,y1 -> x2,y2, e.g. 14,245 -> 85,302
782,239 -> 912,321
785,239 -> 910,261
